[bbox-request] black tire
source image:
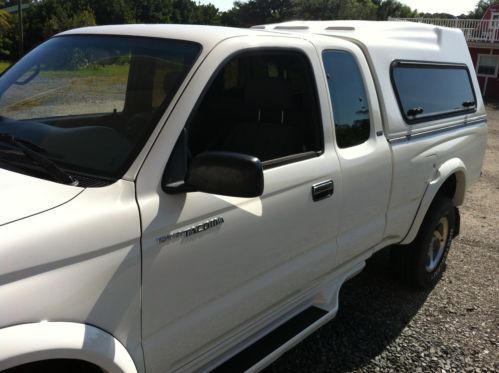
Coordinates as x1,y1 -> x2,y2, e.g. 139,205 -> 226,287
394,196 -> 457,289
2,359 -> 103,373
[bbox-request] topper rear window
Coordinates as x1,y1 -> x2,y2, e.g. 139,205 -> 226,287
391,61 -> 476,124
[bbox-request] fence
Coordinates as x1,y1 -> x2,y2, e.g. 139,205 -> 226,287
389,17 -> 499,43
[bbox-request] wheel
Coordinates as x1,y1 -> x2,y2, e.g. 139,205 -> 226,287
2,359 -> 103,373
394,196 -> 457,289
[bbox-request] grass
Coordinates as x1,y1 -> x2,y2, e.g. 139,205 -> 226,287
41,64 -> 130,78
1,64 -> 129,116
0,61 -> 11,74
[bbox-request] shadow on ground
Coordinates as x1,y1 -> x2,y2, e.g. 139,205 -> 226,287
265,249 -> 432,373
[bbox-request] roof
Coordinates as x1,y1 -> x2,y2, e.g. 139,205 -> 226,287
59,24 -> 263,50
253,20 -> 466,54
60,21 -> 467,63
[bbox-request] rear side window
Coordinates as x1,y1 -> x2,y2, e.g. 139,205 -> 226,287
391,62 -> 476,124
323,50 -> 370,148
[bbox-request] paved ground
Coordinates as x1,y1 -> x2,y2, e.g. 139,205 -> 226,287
265,108 -> 498,372
1,76 -> 125,119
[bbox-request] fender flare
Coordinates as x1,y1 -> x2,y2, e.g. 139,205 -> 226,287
0,322 -> 138,373
401,158 -> 467,245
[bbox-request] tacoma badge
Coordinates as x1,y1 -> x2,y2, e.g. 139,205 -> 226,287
157,217 -> 224,244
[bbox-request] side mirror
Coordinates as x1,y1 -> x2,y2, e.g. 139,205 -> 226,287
187,151 -> 264,197
163,151 -> 264,198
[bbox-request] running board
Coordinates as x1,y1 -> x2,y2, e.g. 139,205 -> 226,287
211,306 -> 335,372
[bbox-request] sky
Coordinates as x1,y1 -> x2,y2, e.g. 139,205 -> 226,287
197,0 -> 479,16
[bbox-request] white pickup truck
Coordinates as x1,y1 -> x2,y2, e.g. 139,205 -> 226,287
0,21 -> 487,373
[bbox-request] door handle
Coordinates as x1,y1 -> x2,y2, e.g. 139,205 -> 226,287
312,180 -> 334,201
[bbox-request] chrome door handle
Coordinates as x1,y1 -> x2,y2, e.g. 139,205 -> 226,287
312,180 -> 334,201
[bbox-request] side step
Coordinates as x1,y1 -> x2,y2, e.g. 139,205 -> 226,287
211,306 -> 333,372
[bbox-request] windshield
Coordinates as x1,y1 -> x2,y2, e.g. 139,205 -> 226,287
0,35 -> 201,185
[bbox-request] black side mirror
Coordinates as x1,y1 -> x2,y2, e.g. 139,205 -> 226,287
164,151 -> 264,198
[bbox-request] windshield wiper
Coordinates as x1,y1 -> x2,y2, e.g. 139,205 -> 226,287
0,133 -> 78,186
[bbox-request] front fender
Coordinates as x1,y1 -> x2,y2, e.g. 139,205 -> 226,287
401,158 -> 466,245
0,322 -> 138,373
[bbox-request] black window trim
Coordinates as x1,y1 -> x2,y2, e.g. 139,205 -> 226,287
180,47 -> 325,170
262,151 -> 319,169
390,60 -> 477,125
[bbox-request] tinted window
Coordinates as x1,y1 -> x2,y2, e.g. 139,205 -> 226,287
392,63 -> 476,123
0,35 -> 200,182
186,51 -> 323,165
323,51 -> 370,148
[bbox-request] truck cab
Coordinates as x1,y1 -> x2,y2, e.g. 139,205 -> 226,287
0,22 -> 487,372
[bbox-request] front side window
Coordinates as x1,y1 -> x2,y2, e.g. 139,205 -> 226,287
184,50 -> 323,166
323,50 -> 370,148
0,35 -> 200,185
391,62 -> 476,124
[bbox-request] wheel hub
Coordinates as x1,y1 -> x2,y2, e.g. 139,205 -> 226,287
425,217 -> 449,272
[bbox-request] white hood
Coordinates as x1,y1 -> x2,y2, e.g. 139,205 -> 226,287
0,168 -> 83,226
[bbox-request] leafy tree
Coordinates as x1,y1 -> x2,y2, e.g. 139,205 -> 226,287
43,8 -> 96,36
87,0 -> 134,24
377,0 -> 416,20
222,0 -> 293,27
169,0 -> 200,23
292,0 -> 377,21
128,0 -> 220,24
0,0 -> 14,58
0,1 -> 10,28
23,0 -> 96,51
130,0 -> 173,23
418,12 -> 455,19
468,0 -> 499,18
196,3 -> 221,25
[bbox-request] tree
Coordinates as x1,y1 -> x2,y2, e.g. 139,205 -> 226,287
43,8 -> 96,36
468,0 -> 499,18
0,1 -> 10,29
222,0 -> 293,27
0,0 -> 14,58
169,0 -> 200,23
418,12 -> 455,19
130,0 -> 173,23
377,0 -> 416,20
292,0 -> 377,21
196,3 -> 221,25
23,0 -> 96,51
87,0 -> 134,24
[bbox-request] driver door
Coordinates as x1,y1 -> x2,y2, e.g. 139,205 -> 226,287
137,37 -> 342,372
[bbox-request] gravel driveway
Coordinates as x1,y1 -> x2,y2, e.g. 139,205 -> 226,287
265,107 -> 499,373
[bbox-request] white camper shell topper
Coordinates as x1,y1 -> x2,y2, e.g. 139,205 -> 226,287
0,21 -> 487,373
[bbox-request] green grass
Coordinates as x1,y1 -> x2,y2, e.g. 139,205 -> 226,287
41,64 -> 130,78
0,62 -> 11,74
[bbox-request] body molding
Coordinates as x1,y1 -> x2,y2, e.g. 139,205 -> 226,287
401,158 -> 467,245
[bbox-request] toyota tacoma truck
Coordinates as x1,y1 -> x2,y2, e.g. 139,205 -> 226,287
0,21 -> 487,372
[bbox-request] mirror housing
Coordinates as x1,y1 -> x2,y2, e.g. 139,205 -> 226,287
163,151 -> 264,198
186,151 -> 264,197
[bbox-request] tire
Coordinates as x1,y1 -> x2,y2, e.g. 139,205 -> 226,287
2,359 -> 103,373
395,196 -> 457,289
